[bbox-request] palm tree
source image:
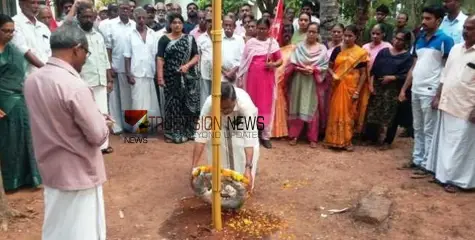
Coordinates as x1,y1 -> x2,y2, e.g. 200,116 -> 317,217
354,0 -> 371,45
319,0 -> 340,42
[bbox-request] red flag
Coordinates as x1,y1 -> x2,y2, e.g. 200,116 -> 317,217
269,0 -> 284,45
45,0 -> 58,32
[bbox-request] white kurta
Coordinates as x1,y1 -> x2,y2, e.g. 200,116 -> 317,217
42,186 -> 106,240
195,88 -> 260,189
430,111 -> 475,189
123,28 -> 161,128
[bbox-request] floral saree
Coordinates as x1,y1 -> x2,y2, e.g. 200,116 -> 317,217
160,35 -> 200,143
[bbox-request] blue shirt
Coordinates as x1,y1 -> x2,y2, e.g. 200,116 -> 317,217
412,29 -> 454,96
440,12 -> 468,44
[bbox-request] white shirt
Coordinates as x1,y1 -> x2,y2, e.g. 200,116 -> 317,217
439,43 -> 475,120
235,19 -> 246,37
222,34 -> 245,81
293,16 -> 320,31
98,18 -> 112,39
80,28 -> 111,87
197,32 -> 213,80
156,28 -> 167,42
106,17 -> 136,73
195,87 -> 259,147
197,31 -> 244,81
11,12 -> 52,75
123,27 -> 158,78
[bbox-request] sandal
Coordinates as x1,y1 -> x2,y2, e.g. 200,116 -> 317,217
261,139 -> 272,149
344,145 -> 354,152
165,138 -> 173,143
397,162 -> 418,170
289,138 -> 297,146
309,142 -> 318,148
428,177 -> 442,184
379,143 -> 391,151
411,169 -> 430,179
444,184 -> 459,193
101,146 -> 114,155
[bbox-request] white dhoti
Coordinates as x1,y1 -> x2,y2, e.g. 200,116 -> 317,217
109,75 -> 124,134
131,77 -> 161,128
200,78 -> 211,109
92,86 -> 109,150
431,111 -> 475,189
156,85 -> 165,118
42,186 -> 106,240
118,73 -> 132,111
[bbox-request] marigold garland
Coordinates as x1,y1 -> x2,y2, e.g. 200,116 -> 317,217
192,165 -> 250,185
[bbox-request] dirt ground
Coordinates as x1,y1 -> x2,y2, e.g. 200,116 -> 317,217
2,135 -> 475,240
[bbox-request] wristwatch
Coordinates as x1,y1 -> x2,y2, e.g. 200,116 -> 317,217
245,163 -> 253,169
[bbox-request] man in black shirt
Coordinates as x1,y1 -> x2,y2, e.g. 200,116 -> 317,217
184,2 -> 199,34
144,4 -> 161,31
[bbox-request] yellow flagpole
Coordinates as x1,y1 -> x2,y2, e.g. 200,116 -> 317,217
210,0 -> 223,231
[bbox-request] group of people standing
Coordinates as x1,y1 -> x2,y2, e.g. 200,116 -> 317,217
0,0 -> 475,238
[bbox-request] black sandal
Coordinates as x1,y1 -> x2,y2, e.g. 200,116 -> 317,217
444,184 -> 459,193
102,146 -> 114,154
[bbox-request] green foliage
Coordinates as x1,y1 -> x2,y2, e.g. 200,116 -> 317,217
195,0 -> 248,14
285,0 -> 304,12
95,0 -> 117,9
193,0 -> 312,15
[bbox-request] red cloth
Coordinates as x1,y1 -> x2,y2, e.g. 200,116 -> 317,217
269,0 -> 284,45
45,0 -> 58,32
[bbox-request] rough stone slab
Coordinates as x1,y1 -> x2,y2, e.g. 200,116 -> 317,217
353,186 -> 392,224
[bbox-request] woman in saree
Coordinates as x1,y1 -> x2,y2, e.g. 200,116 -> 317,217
291,12 -> 310,44
271,21 -> 294,138
322,23 -> 344,134
0,14 -> 42,191
237,18 -> 283,149
324,25 -> 369,151
286,23 -> 328,148
191,82 -> 259,191
156,13 -> 200,144
364,31 -> 413,149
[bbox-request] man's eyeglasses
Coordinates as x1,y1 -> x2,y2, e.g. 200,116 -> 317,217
1,29 -> 14,34
78,45 -> 91,58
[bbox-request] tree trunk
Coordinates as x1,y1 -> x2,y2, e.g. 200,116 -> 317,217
319,0 -> 340,43
256,0 -> 277,14
354,0 -> 371,45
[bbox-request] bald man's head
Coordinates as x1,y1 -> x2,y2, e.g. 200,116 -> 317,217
171,3 -> 181,15
223,16 -> 236,38
38,5 -> 53,28
463,15 -> 475,46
